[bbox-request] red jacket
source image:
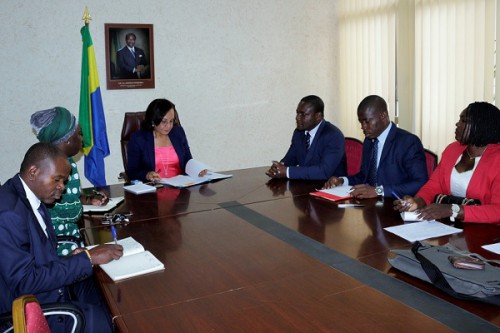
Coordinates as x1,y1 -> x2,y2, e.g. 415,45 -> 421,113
417,141 -> 500,224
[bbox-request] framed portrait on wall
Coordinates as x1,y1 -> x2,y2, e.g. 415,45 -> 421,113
105,23 -> 155,89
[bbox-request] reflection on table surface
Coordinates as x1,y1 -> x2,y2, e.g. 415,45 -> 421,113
82,166 -> 500,329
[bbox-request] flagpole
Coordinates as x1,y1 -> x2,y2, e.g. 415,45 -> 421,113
82,6 -> 92,26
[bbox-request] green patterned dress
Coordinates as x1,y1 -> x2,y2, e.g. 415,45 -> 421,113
48,157 -> 83,256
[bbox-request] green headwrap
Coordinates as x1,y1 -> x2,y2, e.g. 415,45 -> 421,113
30,107 -> 78,144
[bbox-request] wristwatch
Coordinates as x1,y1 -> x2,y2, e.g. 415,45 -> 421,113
375,185 -> 384,196
450,204 -> 460,222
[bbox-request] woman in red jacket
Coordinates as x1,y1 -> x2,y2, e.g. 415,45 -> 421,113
395,102 -> 500,224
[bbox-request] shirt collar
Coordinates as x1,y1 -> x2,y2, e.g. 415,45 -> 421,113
19,175 -> 42,213
376,121 -> 392,145
306,119 -> 323,142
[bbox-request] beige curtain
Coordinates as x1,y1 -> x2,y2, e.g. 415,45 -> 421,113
413,0 -> 496,156
338,0 -> 497,157
337,0 -> 397,139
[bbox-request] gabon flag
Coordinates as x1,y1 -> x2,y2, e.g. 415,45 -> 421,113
79,24 -> 110,187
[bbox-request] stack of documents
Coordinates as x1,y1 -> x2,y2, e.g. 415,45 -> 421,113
123,183 -> 157,195
310,186 -> 352,202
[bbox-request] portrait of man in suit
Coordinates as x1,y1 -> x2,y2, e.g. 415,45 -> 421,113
116,32 -> 150,79
105,24 -> 155,89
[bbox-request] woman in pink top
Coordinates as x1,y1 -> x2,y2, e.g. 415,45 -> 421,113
127,99 -> 206,182
394,102 -> 500,224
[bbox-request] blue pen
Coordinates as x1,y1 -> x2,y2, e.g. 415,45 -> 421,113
111,225 -> 118,245
391,191 -> 403,201
392,191 -> 410,208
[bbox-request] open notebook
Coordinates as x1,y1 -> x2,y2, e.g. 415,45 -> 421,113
83,196 -> 125,213
160,159 -> 232,188
98,237 -> 164,281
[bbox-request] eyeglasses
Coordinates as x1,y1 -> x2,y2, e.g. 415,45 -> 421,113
101,213 -> 133,225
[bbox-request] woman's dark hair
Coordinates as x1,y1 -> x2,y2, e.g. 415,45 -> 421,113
141,99 -> 178,131
462,102 -> 500,146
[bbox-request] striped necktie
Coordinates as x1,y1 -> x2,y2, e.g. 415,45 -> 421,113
305,132 -> 311,150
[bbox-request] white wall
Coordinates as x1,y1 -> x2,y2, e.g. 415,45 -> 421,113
0,0 -> 338,187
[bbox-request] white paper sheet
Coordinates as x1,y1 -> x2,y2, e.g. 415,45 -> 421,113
482,242 -> 500,254
384,221 -> 462,242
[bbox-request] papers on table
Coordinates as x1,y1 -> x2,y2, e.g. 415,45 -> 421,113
384,221 -> 462,242
482,242 -> 500,254
400,211 -> 424,222
310,186 -> 352,202
83,196 -> 124,213
159,159 -> 232,188
124,183 -> 157,195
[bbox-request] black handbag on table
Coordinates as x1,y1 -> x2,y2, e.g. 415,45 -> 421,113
389,241 -> 500,306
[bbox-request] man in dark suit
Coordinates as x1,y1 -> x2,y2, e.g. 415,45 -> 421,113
116,32 -> 149,79
323,95 -> 428,198
266,95 -> 347,180
0,143 -> 123,333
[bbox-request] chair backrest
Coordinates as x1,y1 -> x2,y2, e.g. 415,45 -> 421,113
345,137 -> 363,176
424,148 -> 438,178
120,112 -> 146,177
13,295 -> 50,333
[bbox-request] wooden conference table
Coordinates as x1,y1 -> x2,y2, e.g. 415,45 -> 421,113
82,167 -> 500,332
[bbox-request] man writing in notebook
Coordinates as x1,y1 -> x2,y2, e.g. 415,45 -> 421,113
266,95 -> 347,180
0,142 -> 123,333
323,95 -> 428,198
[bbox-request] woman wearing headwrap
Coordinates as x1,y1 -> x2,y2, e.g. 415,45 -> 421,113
30,107 -> 108,256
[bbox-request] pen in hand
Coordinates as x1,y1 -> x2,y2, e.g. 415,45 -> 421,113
392,191 -> 410,208
111,225 -> 118,245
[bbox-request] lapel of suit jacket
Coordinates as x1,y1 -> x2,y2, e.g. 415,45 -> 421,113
146,131 -> 156,171
38,203 -> 58,243
378,122 -> 397,170
13,176 -> 57,244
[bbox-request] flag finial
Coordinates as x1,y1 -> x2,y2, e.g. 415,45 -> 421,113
82,6 -> 92,26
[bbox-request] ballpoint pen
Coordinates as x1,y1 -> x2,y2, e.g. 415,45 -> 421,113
392,191 -> 410,208
111,225 -> 118,245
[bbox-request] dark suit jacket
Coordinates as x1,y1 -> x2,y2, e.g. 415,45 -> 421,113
116,46 -> 148,79
347,122 -> 428,196
127,126 -> 193,182
0,175 -> 92,314
281,120 -> 347,180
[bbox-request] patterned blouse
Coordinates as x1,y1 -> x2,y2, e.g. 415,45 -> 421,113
47,157 -> 83,256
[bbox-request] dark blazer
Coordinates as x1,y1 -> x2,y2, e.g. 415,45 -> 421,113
281,120 -> 347,180
127,126 -> 193,182
0,175 -> 92,314
347,122 -> 428,196
116,46 -> 148,79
